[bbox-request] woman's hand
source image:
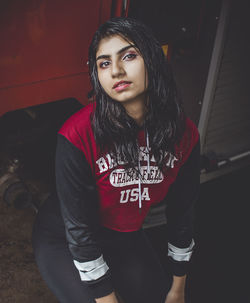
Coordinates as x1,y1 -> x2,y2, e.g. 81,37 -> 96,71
95,291 -> 119,303
165,275 -> 186,303
165,289 -> 185,303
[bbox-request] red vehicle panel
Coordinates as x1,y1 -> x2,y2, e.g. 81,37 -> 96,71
0,0 -> 119,116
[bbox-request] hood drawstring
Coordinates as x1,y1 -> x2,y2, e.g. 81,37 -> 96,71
146,132 -> 150,174
138,132 -> 150,211
138,159 -> 142,210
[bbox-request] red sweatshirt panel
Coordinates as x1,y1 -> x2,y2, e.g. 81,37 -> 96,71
59,102 -> 199,232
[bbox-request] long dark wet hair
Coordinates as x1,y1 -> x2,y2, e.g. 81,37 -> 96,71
88,17 -> 186,173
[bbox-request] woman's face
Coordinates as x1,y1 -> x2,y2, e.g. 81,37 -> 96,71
96,35 -> 148,105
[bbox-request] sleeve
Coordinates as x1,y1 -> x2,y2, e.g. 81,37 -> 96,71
55,134 -> 114,298
165,137 -> 200,276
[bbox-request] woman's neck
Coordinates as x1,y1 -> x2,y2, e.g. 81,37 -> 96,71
122,98 -> 146,126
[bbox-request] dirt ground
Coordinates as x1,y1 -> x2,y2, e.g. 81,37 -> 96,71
0,181 -> 57,303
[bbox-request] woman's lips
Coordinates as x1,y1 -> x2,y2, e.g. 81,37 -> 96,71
113,81 -> 131,92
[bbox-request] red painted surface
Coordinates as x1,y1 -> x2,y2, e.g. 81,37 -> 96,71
113,0 -> 130,17
114,0 -> 123,17
0,0 -> 113,116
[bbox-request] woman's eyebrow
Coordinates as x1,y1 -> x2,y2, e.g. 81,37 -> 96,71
96,44 -> 136,61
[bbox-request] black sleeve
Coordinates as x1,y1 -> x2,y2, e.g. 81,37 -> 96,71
55,134 -> 113,298
165,138 -> 200,276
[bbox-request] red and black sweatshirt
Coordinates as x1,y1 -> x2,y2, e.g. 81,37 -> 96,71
55,102 -> 200,298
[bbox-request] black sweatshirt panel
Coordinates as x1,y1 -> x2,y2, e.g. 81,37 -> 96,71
55,134 -> 113,297
165,137 -> 200,276
55,132 -> 200,290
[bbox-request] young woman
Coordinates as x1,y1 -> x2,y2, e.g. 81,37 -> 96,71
32,17 -> 200,303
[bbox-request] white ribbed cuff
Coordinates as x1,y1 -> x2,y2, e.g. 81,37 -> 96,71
168,239 -> 195,262
73,255 -> 109,281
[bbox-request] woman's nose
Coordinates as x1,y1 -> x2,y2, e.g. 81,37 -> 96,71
111,61 -> 125,78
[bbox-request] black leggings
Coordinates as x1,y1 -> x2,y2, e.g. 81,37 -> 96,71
32,194 -> 172,303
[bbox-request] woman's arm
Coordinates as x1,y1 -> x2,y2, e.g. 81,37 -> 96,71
55,133 -> 114,299
164,138 -> 201,301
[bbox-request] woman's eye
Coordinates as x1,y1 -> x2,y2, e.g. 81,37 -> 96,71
99,61 -> 110,68
123,53 -> 137,61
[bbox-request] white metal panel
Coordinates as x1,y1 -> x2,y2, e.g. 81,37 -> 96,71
203,0 -> 250,158
198,0 -> 231,151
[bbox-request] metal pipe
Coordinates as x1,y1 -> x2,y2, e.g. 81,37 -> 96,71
201,150 -> 250,174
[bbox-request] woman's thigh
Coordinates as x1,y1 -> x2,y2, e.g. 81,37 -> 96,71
100,228 -> 172,303
32,195 -> 172,303
32,196 -> 95,303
